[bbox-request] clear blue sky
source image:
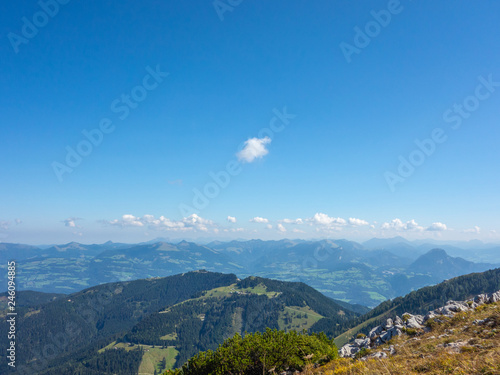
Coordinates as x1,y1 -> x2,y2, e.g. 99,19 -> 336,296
1,0 -> 499,244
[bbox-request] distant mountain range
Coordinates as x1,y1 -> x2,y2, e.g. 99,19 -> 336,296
1,238 -> 498,307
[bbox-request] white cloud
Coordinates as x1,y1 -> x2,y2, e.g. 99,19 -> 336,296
266,224 -> 273,229
182,214 -> 216,232
426,222 -> 448,232
280,218 -> 303,224
348,218 -> 369,226
463,226 -> 480,234
250,217 -> 269,224
105,214 -> 217,232
0,218 -> 24,231
277,223 -> 287,233
308,213 -> 346,226
381,218 -> 423,231
63,217 -> 82,228
236,137 -> 271,163
109,214 -> 144,227
292,228 -> 305,233
227,216 -> 237,223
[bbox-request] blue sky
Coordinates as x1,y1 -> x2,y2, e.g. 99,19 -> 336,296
1,0 -> 499,244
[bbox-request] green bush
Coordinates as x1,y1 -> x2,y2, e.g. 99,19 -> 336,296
425,318 -> 437,328
354,348 -> 371,359
165,328 -> 338,375
402,327 -> 417,336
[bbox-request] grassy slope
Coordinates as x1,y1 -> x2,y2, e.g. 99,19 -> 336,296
99,342 -> 178,374
315,301 -> 500,375
278,306 -> 324,332
159,282 -> 280,313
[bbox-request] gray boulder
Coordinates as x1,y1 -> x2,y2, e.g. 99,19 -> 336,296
406,316 -> 423,329
340,344 -> 360,358
490,291 -> 500,303
380,326 -> 402,343
369,325 -> 384,339
354,338 -> 371,348
384,318 -> 394,329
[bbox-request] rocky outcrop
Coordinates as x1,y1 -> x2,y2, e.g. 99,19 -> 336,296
339,289 -> 500,358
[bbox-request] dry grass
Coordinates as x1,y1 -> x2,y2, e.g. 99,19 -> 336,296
310,302 -> 500,375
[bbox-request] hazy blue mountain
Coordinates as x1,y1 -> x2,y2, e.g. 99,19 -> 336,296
1,239 -> 498,307
362,236 -> 412,248
0,243 -> 40,263
408,248 -> 496,281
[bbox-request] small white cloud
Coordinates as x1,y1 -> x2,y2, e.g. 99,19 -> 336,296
227,216 -> 237,223
277,223 -> 287,233
63,217 -> 82,228
308,213 -> 346,226
280,218 -> 303,224
236,137 -> 271,163
266,224 -> 273,229
292,228 -> 305,233
250,217 -> 269,224
0,221 -> 9,230
463,226 -> 480,234
426,222 -> 448,231
15,219 -> 22,225
109,215 -> 144,227
381,218 -> 423,231
182,213 -> 216,232
348,218 -> 369,226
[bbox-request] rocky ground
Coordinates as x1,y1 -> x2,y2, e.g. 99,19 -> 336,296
310,290 -> 500,374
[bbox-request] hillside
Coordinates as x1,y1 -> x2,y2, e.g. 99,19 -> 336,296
313,293 -> 500,375
331,267 -> 500,346
0,271 -> 237,375
158,288 -> 500,375
121,276 -> 358,368
0,271 -> 360,374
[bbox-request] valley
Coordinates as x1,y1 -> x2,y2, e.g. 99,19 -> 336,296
1,238 -> 497,307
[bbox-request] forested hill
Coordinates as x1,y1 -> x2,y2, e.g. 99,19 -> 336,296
329,267 -> 500,345
121,275 -> 359,367
0,271 -> 361,374
0,271 -> 237,374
